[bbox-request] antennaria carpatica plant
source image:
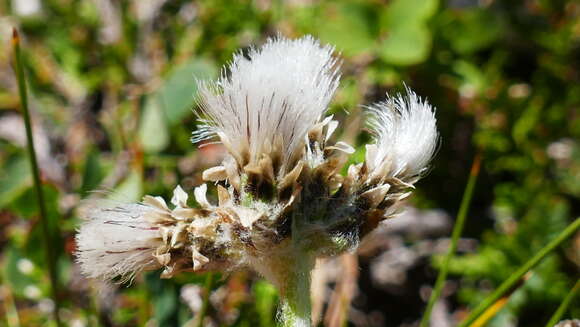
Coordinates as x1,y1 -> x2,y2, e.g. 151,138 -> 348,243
75,36 -> 439,326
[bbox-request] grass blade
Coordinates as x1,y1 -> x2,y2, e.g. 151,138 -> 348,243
459,217 -> 580,327
544,279 -> 580,327
470,297 -> 508,327
470,272 -> 530,327
420,154 -> 482,327
12,28 -> 62,326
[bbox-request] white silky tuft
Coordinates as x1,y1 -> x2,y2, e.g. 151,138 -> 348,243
75,202 -> 161,282
193,35 -> 340,172
366,88 -> 438,178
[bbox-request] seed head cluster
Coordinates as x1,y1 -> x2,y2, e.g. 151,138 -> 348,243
75,36 -> 438,291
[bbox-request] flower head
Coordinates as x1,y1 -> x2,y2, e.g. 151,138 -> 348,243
75,202 -> 162,282
365,87 -> 439,182
193,36 -> 340,176
75,36 -> 439,306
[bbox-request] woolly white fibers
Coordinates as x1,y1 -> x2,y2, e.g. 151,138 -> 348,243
366,88 -> 438,179
193,36 -> 340,174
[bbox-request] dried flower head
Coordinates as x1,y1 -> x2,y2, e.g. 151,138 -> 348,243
75,35 -> 438,326
365,87 -> 438,180
192,36 -> 340,175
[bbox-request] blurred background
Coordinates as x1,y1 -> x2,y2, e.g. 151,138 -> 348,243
0,0 -> 579,326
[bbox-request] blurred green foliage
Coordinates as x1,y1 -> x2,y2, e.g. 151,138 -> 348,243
0,0 -> 578,326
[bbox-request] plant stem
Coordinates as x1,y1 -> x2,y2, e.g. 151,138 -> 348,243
459,217 -> 580,327
420,154 -> 481,327
279,253 -> 314,327
12,28 -> 62,326
196,273 -> 214,327
544,279 -> 580,327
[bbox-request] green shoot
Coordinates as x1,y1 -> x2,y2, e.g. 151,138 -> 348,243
544,279 -> 580,327
12,28 -> 62,326
459,217 -> 580,327
420,154 -> 481,327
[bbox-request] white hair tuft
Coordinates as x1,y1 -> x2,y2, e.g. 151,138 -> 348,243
75,202 -> 161,282
366,87 -> 439,178
192,35 -> 341,173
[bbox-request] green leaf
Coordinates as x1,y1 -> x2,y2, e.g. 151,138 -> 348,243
317,2 -> 377,57
157,59 -> 217,125
453,60 -> 487,94
146,272 -> 180,327
153,287 -> 179,326
0,156 -> 31,209
109,170 -> 143,203
80,150 -> 105,195
512,99 -> 542,146
441,9 -> 502,55
378,24 -> 431,66
377,0 -> 437,66
382,0 -> 438,27
139,96 -> 170,154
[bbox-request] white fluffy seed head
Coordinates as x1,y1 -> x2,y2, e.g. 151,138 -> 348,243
192,35 -> 341,173
366,87 -> 438,179
75,202 -> 161,282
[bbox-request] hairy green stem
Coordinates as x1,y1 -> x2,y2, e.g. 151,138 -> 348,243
276,206 -> 316,327
279,253 -> 314,327
420,154 -> 481,327
12,28 -> 62,326
459,217 -> 580,327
